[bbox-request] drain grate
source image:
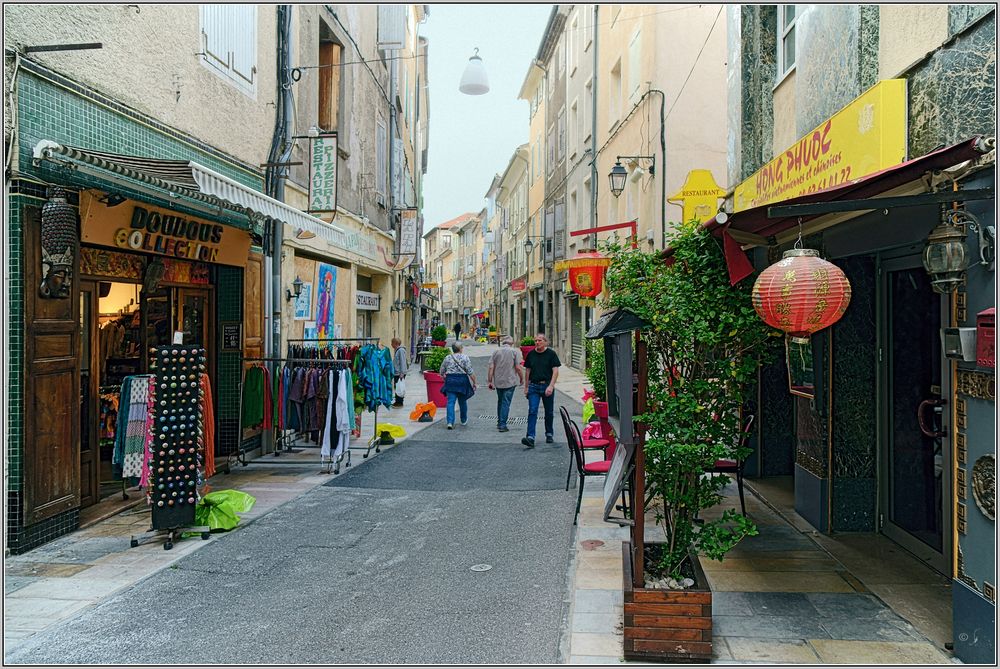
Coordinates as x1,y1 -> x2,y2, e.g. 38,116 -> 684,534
476,415 -> 528,425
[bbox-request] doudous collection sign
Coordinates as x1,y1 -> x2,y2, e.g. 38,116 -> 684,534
80,191 -> 252,267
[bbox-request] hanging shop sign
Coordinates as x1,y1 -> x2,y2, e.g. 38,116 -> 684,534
308,133 -> 339,214
556,251 -> 612,299
510,278 -> 527,292
79,192 -> 251,267
733,79 -> 907,212
356,290 -> 381,311
668,169 -> 726,223
398,208 -> 419,256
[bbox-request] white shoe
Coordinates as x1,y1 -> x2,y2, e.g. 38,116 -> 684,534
460,419 -> 468,426
447,424 -> 454,430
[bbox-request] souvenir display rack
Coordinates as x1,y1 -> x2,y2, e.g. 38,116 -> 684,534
130,344 -> 211,550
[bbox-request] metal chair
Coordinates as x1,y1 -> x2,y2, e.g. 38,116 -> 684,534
560,406 -> 612,525
705,414 -> 755,516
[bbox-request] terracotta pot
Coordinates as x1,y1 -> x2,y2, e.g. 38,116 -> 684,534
423,371 -> 447,408
520,346 -> 535,366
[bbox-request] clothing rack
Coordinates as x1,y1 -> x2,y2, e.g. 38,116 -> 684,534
238,355 -> 360,474
284,338 -> 389,464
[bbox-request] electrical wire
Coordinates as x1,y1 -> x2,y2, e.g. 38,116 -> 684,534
664,6 -> 724,122
293,52 -> 426,75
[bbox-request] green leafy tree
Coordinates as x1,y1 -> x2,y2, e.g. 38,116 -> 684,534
601,220 -> 777,578
584,336 -> 607,401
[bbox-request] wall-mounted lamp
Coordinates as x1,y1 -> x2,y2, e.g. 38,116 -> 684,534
923,209 -> 996,294
286,275 -> 303,302
608,156 -> 655,198
524,235 -> 546,256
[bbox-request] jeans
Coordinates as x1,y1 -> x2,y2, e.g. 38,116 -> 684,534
446,392 -> 468,426
525,382 -> 554,440
495,386 -> 515,428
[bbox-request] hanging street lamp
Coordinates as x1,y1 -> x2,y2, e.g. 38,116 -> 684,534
459,48 -> 490,95
751,248 -> 852,340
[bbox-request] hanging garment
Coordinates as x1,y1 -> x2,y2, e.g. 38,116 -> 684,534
261,366 -> 273,430
201,373 -> 216,479
335,367 -> 353,458
320,369 -> 336,458
112,378 -> 134,469
241,366 -> 265,429
121,377 -> 150,480
288,366 -> 306,432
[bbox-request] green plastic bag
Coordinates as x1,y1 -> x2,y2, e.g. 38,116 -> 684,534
582,397 -> 595,424
194,490 -> 257,532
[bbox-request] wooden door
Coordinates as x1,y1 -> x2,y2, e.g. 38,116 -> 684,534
242,252 -> 264,440
22,205 -> 81,524
78,281 -> 99,508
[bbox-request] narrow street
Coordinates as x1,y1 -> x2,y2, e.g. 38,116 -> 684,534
5,351 -> 581,664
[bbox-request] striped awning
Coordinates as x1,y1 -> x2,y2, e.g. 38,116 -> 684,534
32,140 -> 344,245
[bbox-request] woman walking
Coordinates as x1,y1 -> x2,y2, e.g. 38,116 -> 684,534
439,341 -> 477,429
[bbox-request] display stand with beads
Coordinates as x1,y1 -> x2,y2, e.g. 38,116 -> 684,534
130,344 -> 211,550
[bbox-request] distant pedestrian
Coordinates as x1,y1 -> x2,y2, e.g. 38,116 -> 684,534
488,335 -> 523,433
521,333 -> 561,448
453,321 -> 462,341
439,341 -> 477,429
391,337 -> 409,407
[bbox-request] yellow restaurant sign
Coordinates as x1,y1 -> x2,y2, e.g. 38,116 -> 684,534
79,191 -> 251,267
733,79 -> 907,213
668,169 -> 726,223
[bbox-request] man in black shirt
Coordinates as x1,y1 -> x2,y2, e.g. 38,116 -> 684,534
521,333 -> 561,448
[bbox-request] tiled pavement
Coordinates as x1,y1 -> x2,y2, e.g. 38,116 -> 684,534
566,469 -> 958,664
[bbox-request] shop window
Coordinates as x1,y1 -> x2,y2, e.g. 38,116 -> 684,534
777,5 -> 797,80
199,4 -> 257,96
318,40 -> 343,132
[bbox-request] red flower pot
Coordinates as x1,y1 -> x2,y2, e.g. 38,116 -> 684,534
593,400 -> 609,419
423,371 -> 447,408
520,346 -> 535,366
432,340 -> 446,347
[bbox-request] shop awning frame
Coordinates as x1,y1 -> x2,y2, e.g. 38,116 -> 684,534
663,136 -> 995,285
32,140 -> 345,245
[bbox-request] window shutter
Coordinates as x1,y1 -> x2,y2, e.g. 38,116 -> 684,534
378,5 -> 406,50
554,201 -> 566,260
231,5 -> 257,84
376,119 -> 388,196
392,136 -> 405,204
201,5 -> 229,69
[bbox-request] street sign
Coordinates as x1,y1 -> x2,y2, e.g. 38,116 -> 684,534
398,208 -> 418,255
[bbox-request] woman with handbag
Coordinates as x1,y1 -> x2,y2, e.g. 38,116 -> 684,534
439,341 -> 477,429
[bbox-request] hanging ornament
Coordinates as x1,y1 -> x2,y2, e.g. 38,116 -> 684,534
559,251 -> 612,299
751,248 -> 851,338
39,186 -> 78,299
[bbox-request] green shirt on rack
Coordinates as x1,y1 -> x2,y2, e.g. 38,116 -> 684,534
241,367 -> 265,429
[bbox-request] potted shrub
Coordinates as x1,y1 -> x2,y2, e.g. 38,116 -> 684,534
584,336 -> 608,420
421,346 -> 451,408
519,336 -> 536,364
430,325 -> 448,347
601,221 -> 777,663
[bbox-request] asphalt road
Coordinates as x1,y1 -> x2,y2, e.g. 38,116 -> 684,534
6,355 -> 579,664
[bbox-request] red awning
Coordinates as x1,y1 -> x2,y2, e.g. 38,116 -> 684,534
664,136 -> 991,285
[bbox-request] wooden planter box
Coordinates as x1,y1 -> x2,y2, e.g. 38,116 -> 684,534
622,541 -> 713,663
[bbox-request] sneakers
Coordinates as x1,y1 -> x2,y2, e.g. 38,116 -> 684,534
498,426 -> 509,433
460,419 -> 468,426
447,424 -> 454,430
521,437 -> 535,448
545,434 -> 554,444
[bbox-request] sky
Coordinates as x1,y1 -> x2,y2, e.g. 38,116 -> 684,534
420,3 -> 553,230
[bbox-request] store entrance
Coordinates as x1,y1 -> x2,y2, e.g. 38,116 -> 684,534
78,280 -> 214,511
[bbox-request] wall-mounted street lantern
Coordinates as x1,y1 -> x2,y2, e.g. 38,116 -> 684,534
524,235 -> 546,256
923,208 -> 995,293
459,48 -> 490,95
608,156 -> 655,198
286,275 -> 304,302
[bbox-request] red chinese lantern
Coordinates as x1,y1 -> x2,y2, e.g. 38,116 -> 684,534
751,249 -> 851,338
560,251 -> 612,298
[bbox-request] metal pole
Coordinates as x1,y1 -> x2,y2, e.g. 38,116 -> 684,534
632,329 -> 648,588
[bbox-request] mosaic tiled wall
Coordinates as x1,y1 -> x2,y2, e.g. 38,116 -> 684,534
831,255 -> 878,532
736,5 -> 777,182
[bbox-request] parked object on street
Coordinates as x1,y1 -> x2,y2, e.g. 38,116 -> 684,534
488,335 -> 523,432
194,489 -> 257,532
409,401 -> 437,422
560,406 -> 611,524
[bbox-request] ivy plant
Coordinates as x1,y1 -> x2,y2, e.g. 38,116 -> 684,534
601,219 -> 778,578
584,336 -> 607,401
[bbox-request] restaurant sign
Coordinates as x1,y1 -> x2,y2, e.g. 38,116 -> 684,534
733,79 -> 907,213
79,191 -> 251,267
355,290 -> 381,311
510,278 -> 527,292
308,133 -> 339,213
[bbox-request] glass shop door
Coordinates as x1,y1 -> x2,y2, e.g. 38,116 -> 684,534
879,256 -> 951,574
